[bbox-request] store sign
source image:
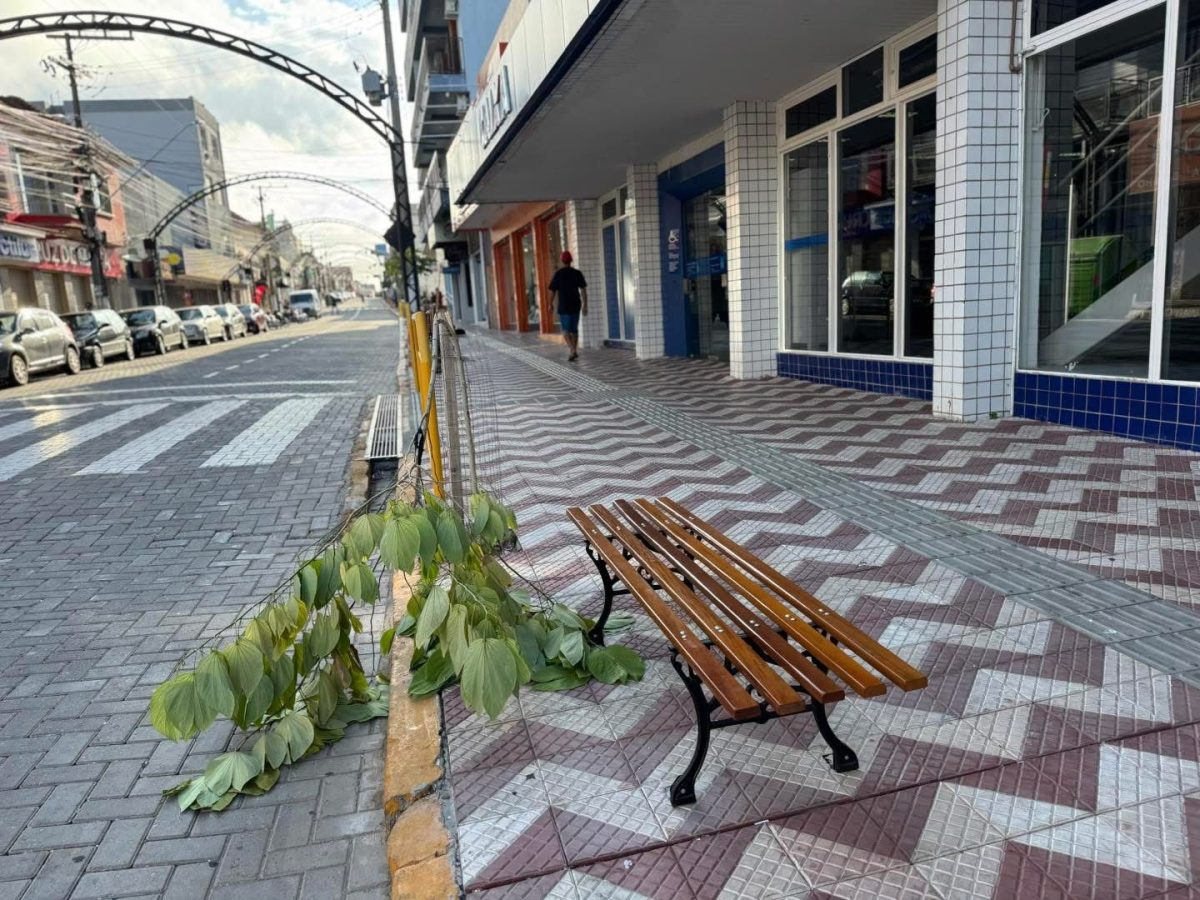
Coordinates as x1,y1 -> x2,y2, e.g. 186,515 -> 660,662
667,229 -> 681,274
479,66 -> 513,149
39,238 -> 92,273
0,230 -> 40,264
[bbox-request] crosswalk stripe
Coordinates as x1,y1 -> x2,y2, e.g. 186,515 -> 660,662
201,397 -> 330,467
0,407 -> 91,444
0,403 -> 167,481
76,400 -> 246,475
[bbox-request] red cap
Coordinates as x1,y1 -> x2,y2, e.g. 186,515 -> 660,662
561,250 -> 573,264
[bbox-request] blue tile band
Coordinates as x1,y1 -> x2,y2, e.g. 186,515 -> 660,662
777,352 -> 933,400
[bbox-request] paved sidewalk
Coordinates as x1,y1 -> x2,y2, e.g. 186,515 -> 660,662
445,331 -> 1200,899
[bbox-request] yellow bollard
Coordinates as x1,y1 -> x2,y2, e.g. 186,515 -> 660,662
411,311 -> 445,498
399,303 -> 417,377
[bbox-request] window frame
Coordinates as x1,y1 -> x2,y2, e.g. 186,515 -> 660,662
777,15 -> 938,362
1015,0 -> 1200,386
599,185 -> 634,342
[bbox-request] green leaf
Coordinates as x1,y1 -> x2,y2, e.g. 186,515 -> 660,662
347,514 -> 377,559
529,669 -> 591,692
314,546 -> 343,608
585,647 -> 625,685
543,626 -> 564,660
244,618 -> 276,660
269,652 -> 295,697
443,604 -> 470,674
380,626 -> 396,656
274,710 -> 315,763
603,612 -> 636,634
239,674 -> 274,726
607,645 -> 646,681
380,519 -> 420,571
209,790 -> 238,812
307,610 -> 339,659
485,509 -> 506,544
435,510 -> 466,563
203,751 -> 261,796
295,565 -> 318,606
508,638 -> 532,684
149,674 -> 213,741
559,630 -> 585,667
396,613 -> 417,637
552,604 -> 587,632
408,650 -> 456,697
470,494 -> 491,535
341,561 -> 377,602
315,670 -> 339,725
415,585 -> 450,648
173,777 -> 210,811
194,653 -> 236,718
413,513 -> 437,563
514,622 -> 544,670
222,640 -> 266,697
460,637 -> 518,719
253,730 -> 289,770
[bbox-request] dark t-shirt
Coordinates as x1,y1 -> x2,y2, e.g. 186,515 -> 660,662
548,266 -> 587,315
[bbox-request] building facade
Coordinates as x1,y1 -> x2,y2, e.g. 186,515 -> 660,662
445,0 -> 1200,451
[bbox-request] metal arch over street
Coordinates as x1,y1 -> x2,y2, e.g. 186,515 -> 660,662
147,171 -> 391,241
0,10 -> 421,307
222,218 -> 385,282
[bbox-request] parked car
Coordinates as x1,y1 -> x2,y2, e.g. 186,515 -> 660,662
60,309 -> 134,368
265,311 -> 284,329
0,308 -> 81,386
840,270 -> 896,321
213,303 -> 248,340
238,303 -> 269,334
288,289 -> 322,319
285,306 -> 308,324
177,305 -> 225,345
122,305 -> 188,356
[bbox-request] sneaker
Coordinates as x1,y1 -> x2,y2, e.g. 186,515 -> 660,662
568,353 -> 578,362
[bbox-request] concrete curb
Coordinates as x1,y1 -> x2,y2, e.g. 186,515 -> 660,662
383,548 -> 456,898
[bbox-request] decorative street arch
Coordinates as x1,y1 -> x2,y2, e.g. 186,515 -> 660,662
222,218 -> 384,283
149,172 -> 391,242
0,10 -> 420,306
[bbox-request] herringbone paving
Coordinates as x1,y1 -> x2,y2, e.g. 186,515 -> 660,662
448,331 -> 1200,899
0,305 -> 396,899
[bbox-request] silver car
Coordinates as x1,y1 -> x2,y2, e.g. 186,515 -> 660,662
213,303 -> 248,340
0,308 -> 82,386
178,305 -> 225,345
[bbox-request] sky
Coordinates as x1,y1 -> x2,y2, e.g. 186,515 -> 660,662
0,0 -> 416,282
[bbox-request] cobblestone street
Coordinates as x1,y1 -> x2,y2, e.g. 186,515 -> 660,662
0,304 -> 397,899
447,331 -> 1200,899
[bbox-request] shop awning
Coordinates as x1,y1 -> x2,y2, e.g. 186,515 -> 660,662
458,0 -> 935,210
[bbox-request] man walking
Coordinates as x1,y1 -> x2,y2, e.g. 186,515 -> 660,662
548,250 -> 587,361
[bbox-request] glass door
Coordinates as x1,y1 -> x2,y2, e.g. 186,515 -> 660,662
838,113 -> 896,355
493,238 -> 517,330
684,188 -> 729,360
541,213 -> 568,333
517,227 -> 538,330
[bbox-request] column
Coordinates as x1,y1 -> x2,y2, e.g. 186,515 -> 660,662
565,199 -> 606,350
626,164 -> 664,359
933,0 -> 1022,420
723,100 -> 780,379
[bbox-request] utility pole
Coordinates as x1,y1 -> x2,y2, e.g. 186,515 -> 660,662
379,0 -> 420,311
50,34 -> 113,309
256,186 -> 275,312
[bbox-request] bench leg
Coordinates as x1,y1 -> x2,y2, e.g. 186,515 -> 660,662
811,702 -> 858,773
583,541 -> 616,646
668,652 -> 711,807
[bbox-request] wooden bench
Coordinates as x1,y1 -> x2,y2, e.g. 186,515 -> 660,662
567,497 -> 927,806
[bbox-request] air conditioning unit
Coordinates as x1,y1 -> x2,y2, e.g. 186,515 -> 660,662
445,0 -> 459,18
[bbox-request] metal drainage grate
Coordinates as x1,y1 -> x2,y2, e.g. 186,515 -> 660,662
365,394 -> 402,460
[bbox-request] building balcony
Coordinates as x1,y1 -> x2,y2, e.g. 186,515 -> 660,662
416,155 -> 451,246
412,33 -> 468,169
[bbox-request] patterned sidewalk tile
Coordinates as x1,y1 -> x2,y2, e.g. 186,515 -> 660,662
453,334 -> 1200,899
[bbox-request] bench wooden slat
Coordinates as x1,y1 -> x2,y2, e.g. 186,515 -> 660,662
590,505 -> 808,716
565,507 -> 761,720
614,500 -> 844,705
633,499 -> 887,699
655,497 -> 929,693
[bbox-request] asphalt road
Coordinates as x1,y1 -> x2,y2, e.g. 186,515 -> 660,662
0,301 -> 399,899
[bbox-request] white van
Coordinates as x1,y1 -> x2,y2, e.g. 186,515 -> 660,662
288,289 -> 322,319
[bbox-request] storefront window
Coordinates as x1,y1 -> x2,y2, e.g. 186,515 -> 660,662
843,48 -> 884,117
1033,0 -> 1122,36
905,93 -> 936,358
1163,1 -> 1200,382
785,139 -> 830,351
839,114 -> 896,355
519,228 -> 538,329
1019,7 -> 1163,378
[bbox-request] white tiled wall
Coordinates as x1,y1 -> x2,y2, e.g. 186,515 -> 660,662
724,101 -> 780,380
565,199 -> 606,350
933,0 -> 1021,420
626,164 -> 664,359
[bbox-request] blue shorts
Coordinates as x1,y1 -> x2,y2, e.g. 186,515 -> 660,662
559,313 -> 579,334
